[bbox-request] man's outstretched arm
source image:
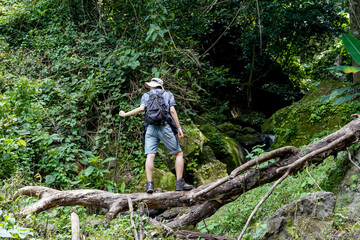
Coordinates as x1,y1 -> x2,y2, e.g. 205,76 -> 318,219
170,106 -> 183,140
119,104 -> 145,117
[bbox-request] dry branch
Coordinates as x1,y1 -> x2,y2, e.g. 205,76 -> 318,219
17,114 -> 360,231
70,209 -> 80,240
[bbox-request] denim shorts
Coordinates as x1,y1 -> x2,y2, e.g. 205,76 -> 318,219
144,124 -> 182,155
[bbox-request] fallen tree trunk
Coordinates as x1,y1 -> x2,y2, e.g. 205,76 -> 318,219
17,114 -> 360,231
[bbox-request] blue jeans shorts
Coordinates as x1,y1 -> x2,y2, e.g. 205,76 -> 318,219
144,124 -> 182,155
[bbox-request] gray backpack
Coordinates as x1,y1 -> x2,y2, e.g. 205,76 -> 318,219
145,90 -> 168,125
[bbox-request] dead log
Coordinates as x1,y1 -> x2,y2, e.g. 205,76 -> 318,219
70,209 -> 80,240
17,114 -> 360,231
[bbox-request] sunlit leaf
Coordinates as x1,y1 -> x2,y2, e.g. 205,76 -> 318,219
326,66 -> 360,73
84,166 -> 95,176
342,33 -> 360,64
17,140 -> 26,146
120,182 -> 126,193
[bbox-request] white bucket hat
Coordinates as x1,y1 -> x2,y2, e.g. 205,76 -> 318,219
145,78 -> 164,90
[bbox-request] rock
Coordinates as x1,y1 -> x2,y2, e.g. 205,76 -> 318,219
208,132 -> 246,173
262,80 -> 360,149
200,124 -> 247,173
219,122 -> 242,138
135,168 -> 176,192
262,192 -> 336,240
181,123 -> 207,157
161,123 -> 206,173
195,146 -> 228,185
336,149 -> 360,223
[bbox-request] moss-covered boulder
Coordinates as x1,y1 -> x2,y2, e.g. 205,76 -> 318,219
218,122 -> 242,139
200,124 -> 247,173
262,80 -> 360,149
195,146 -> 228,185
181,123 -> 207,156
134,167 -> 176,192
208,132 -> 246,173
160,123 -> 206,173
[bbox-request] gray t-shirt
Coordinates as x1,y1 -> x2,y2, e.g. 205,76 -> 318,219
140,89 -> 177,127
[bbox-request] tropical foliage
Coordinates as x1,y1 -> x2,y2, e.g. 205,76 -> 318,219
0,0 -> 358,239
327,33 -> 360,73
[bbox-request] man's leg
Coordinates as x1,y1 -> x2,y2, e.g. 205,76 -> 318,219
174,151 -> 194,191
145,153 -> 156,181
174,151 -> 184,180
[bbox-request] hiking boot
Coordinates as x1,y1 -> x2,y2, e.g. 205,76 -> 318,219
146,181 -> 154,194
175,178 -> 194,191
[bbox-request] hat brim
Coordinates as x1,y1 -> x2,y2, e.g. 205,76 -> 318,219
145,82 -> 164,89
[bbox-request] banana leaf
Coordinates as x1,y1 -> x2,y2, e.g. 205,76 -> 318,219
342,33 -> 360,65
326,65 -> 360,73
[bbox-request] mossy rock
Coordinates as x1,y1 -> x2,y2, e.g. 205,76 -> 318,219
199,123 -> 218,138
195,146 -> 228,185
218,122 -> 242,132
239,127 -> 258,135
158,123 -> 206,172
208,132 -> 246,173
219,122 -> 242,139
262,80 -> 360,149
195,160 -> 228,185
134,167 -> 176,192
181,123 -> 207,156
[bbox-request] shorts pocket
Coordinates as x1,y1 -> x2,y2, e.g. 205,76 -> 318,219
146,126 -> 155,137
163,125 -> 175,140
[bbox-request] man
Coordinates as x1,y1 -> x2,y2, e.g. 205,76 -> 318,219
119,78 -> 193,194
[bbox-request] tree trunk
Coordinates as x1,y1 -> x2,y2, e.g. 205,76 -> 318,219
17,114 -> 360,231
350,0 -> 360,82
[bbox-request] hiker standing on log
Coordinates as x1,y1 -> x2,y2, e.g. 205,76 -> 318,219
119,78 -> 193,193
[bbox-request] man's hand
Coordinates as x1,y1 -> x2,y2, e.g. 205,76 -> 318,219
119,110 -> 126,117
178,128 -> 184,140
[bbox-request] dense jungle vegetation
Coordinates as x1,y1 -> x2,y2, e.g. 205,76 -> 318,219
1,0 -> 360,239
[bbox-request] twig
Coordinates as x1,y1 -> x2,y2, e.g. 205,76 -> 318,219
256,0 -> 262,55
347,148 -> 360,170
194,115 -> 224,132
166,25 -> 201,68
237,170 -> 290,240
200,0 -> 246,58
173,93 -> 198,102
139,203 -> 145,240
39,67 -> 80,81
127,195 -> 139,240
305,165 -> 323,191
204,0 -> 218,13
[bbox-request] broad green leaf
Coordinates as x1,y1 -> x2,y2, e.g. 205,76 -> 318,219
332,93 -> 360,105
326,66 -> 360,73
84,166 -> 95,176
342,33 -> 360,64
120,182 -> 126,193
103,157 -> 115,163
45,175 -> 56,184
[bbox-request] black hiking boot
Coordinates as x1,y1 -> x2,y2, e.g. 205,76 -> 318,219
146,181 -> 154,194
175,178 -> 194,191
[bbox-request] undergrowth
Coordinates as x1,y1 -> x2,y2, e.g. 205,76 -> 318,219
197,148 -> 351,239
